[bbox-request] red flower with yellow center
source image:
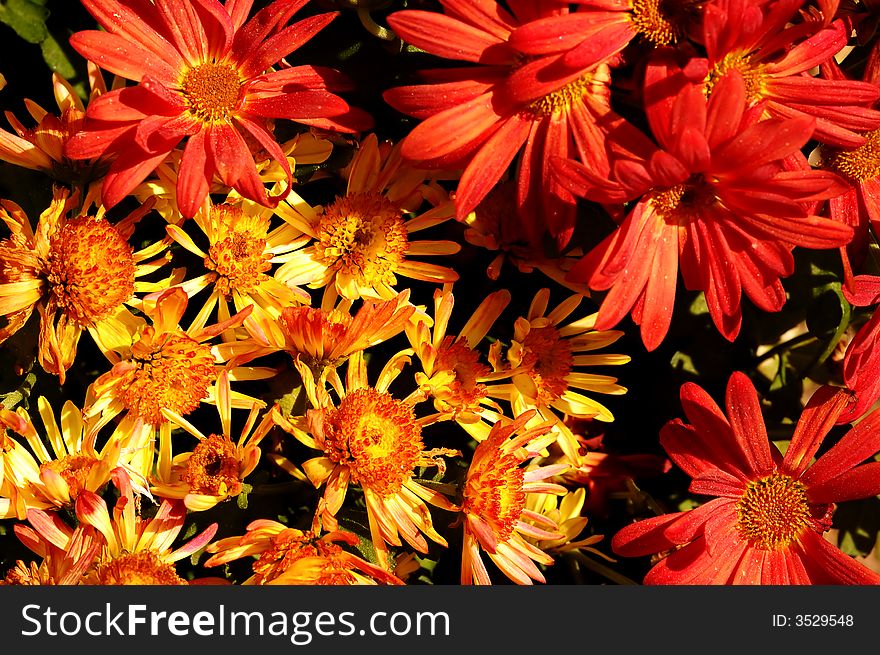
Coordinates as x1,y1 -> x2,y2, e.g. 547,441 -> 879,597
460,410 -> 568,585
204,520 -> 404,585
65,0 -> 371,218
612,373 -> 880,584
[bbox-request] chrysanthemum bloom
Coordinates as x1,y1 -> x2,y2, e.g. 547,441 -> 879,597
460,410 -> 568,585
167,200 -> 311,337
486,288 -> 629,456
612,372 -> 880,584
555,53 -> 853,351
0,397 -> 126,519
702,0 -> 880,147
406,284 -> 513,438
65,0 -> 371,218
384,0 -> 655,247
524,488 -> 609,557
204,519 -> 404,585
1,510 -> 101,585
0,186 -> 176,382
150,370 -> 271,511
76,469 -> 218,585
85,287 -> 272,481
0,63 -> 112,189
274,133 -> 460,302
272,350 -> 460,570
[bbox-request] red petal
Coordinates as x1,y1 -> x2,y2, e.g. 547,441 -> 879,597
70,31 -> 179,84
725,372 -> 774,476
176,128 -> 212,219
639,222 -> 678,351
387,10 -> 514,64
712,115 -> 815,173
240,12 -> 337,78
399,92 -> 501,161
781,385 -> 853,478
246,90 -> 350,119
796,530 -> 880,584
440,0 -> 517,39
807,461 -> 880,504
230,0 -> 309,62
102,145 -> 177,209
802,406 -> 880,488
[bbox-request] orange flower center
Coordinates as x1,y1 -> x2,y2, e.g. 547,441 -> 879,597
462,436 -> 525,541
252,532 -> 354,585
736,473 -> 812,550
46,216 -> 135,326
315,192 -> 409,295
204,205 -> 272,297
520,326 -> 573,403
118,330 -> 217,424
92,550 -> 187,585
320,388 -> 422,496
825,129 -> 880,182
630,0 -> 702,45
706,53 -> 767,102
182,434 -> 242,497
528,73 -> 598,117
431,337 -> 490,413
182,62 -> 242,122
40,453 -> 100,498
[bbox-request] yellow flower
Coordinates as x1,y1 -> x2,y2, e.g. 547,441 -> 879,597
204,520 -> 404,585
272,350 -> 459,570
0,186 -> 176,382
150,370 -> 270,511
524,488 -> 609,555
406,283 -> 513,439
274,133 -> 460,302
0,397 -> 126,519
75,469 -> 218,585
460,410 -> 568,585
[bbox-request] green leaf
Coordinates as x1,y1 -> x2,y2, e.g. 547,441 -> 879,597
0,0 -> 50,44
39,31 -> 77,78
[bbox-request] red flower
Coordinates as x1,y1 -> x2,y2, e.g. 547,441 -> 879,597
613,372 -> 880,584
383,0 -> 646,248
555,50 -> 852,351
65,0 -> 371,218
702,0 -> 880,148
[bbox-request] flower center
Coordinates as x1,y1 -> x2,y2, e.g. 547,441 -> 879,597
520,326 -> 573,403
40,453 -> 100,498
315,192 -> 409,294
736,473 -> 812,550
92,550 -> 187,585
117,330 -> 217,425
429,337 -> 490,414
182,62 -> 242,122
462,433 -> 526,541
705,53 -> 767,102
182,434 -> 242,497
630,0 -> 701,45
528,73 -> 598,117
825,129 -> 880,182
319,388 -> 423,496
46,216 -> 135,326
648,178 -> 715,225
204,205 -> 272,298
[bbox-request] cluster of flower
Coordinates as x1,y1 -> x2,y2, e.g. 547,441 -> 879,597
0,0 -> 879,586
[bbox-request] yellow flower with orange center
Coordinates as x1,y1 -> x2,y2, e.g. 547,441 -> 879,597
149,370 -> 271,512
272,350 -> 460,570
274,133 -> 460,302
204,520 -> 404,585
75,469 -> 219,585
461,410 -> 568,585
0,397 -> 126,519
0,186 -> 176,382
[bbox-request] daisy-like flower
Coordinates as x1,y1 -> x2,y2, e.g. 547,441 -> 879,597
85,287 -> 273,481
76,469 -> 218,585
274,133 -> 460,302
150,370 -> 271,511
613,372 -> 880,584
0,63 -> 111,189
406,284 -> 512,438
271,350 -> 460,570
65,0 -> 371,218
1,510 -> 101,585
0,186 -> 176,382
702,0 -> 880,147
460,410 -> 568,585
384,0 -> 651,246
166,200 -> 311,337
0,397 -> 124,519
204,519 -> 404,585
486,288 -> 629,455
555,52 -> 853,351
